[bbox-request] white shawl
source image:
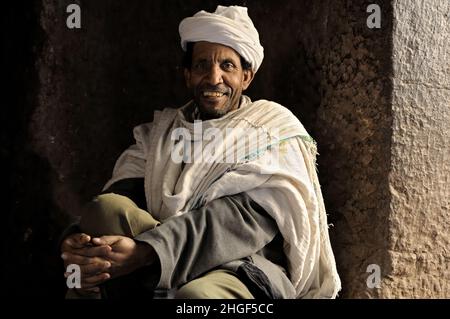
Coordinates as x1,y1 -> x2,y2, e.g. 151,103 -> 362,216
104,96 -> 341,298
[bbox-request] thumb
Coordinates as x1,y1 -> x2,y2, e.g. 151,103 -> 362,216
91,235 -> 121,246
77,233 -> 91,244
66,233 -> 91,249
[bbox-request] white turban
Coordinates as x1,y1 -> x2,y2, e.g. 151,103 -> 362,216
179,5 -> 264,72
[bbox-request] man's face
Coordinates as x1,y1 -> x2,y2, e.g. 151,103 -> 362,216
184,41 -> 254,120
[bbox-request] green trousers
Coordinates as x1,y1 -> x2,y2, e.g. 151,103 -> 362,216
71,193 -> 254,299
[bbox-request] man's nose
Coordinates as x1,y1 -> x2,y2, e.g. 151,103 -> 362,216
205,64 -> 223,85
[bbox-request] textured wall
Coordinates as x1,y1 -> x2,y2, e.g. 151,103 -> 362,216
311,0 -> 393,298
385,0 -> 450,298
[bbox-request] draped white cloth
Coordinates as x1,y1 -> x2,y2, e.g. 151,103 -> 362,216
104,96 -> 341,298
179,5 -> 264,72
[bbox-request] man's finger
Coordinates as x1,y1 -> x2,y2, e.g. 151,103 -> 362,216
75,245 -> 112,258
81,272 -> 110,288
80,261 -> 111,276
74,233 -> 91,245
61,251 -> 104,266
64,272 -> 111,289
64,261 -> 110,278
63,233 -> 91,249
91,235 -> 121,246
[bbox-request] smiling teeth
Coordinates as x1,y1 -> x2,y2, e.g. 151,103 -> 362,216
203,91 -> 224,97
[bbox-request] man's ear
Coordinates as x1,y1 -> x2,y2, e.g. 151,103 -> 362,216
184,68 -> 192,89
242,69 -> 255,91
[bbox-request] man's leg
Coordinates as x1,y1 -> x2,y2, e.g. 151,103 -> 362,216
67,193 -> 160,299
80,193 -> 160,237
175,269 -> 255,299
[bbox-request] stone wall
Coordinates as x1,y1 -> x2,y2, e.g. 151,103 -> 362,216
385,0 -> 450,298
311,0 -> 394,298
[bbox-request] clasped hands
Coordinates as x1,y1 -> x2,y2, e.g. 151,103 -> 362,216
61,233 -> 154,295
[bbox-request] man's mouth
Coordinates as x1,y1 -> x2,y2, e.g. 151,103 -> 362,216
202,91 -> 227,98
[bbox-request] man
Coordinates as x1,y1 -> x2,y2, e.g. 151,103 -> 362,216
61,5 -> 341,299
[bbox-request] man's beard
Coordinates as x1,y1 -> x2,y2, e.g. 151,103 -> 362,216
195,99 -> 232,120
193,84 -> 234,120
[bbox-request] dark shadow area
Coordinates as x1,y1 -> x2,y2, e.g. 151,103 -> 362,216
2,2 -> 69,297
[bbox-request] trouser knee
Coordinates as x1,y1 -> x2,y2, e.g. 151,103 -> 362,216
175,270 -> 254,299
79,193 -> 159,237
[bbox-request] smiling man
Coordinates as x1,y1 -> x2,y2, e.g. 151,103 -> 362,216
60,5 -> 341,299
184,41 -> 254,120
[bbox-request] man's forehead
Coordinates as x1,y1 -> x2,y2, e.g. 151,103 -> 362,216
192,41 -> 241,61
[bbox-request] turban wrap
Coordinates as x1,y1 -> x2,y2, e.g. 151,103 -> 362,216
179,5 -> 264,72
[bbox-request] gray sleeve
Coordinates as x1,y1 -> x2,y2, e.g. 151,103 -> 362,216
133,192 -> 278,289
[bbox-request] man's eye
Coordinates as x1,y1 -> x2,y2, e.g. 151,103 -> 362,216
222,62 -> 235,70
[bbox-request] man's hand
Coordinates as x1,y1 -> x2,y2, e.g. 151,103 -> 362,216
61,233 -> 112,294
90,235 -> 155,279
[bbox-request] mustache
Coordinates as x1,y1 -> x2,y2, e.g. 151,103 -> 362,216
197,85 -> 231,95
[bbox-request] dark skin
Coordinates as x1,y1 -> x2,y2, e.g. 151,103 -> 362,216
61,233 -> 154,294
185,41 -> 254,119
61,41 -> 255,295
